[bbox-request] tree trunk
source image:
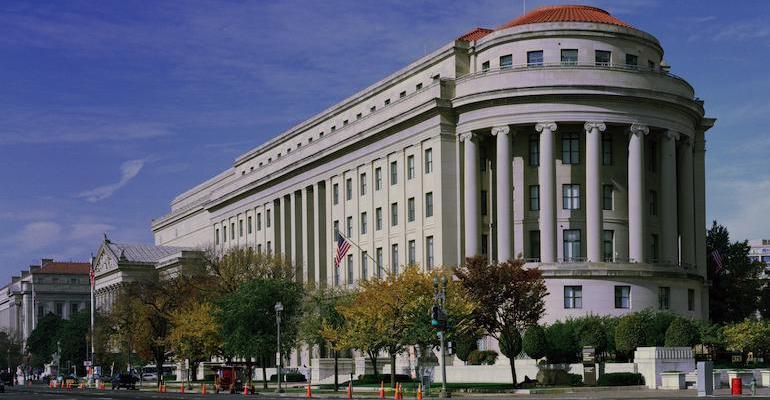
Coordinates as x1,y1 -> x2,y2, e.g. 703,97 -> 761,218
390,351 -> 396,388
155,355 -> 165,388
369,351 -> 379,381
509,356 -> 517,388
333,349 -> 339,392
247,361 -> 253,393
261,356 -> 268,390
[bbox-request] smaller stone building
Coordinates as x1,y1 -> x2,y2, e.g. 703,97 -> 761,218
0,259 -> 90,342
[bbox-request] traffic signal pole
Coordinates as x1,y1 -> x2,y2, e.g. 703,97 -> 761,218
433,276 -> 450,398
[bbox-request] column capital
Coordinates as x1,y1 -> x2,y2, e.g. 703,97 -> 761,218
663,130 -> 681,141
535,122 -> 558,132
584,121 -> 606,132
678,135 -> 692,146
491,125 -> 510,136
458,132 -> 476,142
629,124 -> 649,137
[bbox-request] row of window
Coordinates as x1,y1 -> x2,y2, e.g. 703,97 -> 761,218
333,193 -> 434,237
215,208 -> 273,245
242,80 -> 438,176
563,285 -> 695,311
524,229 -> 662,262
482,49 -> 653,70
527,132 -> 613,167
335,236 -> 435,286
332,149 -> 433,204
37,302 -> 82,318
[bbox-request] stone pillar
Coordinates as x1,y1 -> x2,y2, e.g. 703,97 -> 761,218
303,186 -> 314,284
536,122 -> 557,263
678,137 -> 696,268
585,121 -> 606,262
492,125 -> 513,262
628,124 -> 649,263
661,130 -> 679,264
313,182 -> 326,286
460,132 -> 480,257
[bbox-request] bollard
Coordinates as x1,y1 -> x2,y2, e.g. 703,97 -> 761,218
731,377 -> 742,395
417,383 -> 423,400
306,383 -> 312,398
379,381 -> 385,400
752,377 -> 757,396
347,381 -> 353,399
180,384 -> 185,394
202,383 -> 207,395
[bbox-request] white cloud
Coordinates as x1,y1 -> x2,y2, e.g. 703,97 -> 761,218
69,223 -> 115,241
77,159 -> 145,202
16,222 -> 63,251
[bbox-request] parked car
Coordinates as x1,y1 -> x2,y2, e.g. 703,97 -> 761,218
111,372 -> 138,390
141,372 -> 157,381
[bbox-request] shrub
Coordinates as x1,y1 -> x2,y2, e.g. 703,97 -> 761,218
454,331 -> 480,363
545,321 -> 580,364
357,374 -> 412,384
597,372 -> 645,386
644,311 -> 677,347
523,325 -> 547,360
615,314 -> 646,354
269,371 -> 306,382
498,328 -> 521,361
665,318 -> 699,347
576,315 -> 609,354
535,366 -> 578,386
568,373 -> 583,387
467,350 -> 498,365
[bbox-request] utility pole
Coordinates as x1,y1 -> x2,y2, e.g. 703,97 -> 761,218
275,302 -> 284,393
432,275 -> 450,398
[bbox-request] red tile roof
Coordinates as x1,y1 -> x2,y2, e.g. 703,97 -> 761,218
38,262 -> 90,275
498,5 -> 632,30
457,27 -> 494,42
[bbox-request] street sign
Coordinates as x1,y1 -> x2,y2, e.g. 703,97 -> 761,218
83,361 -> 92,367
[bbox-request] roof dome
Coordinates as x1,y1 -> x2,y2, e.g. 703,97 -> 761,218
498,5 -> 632,29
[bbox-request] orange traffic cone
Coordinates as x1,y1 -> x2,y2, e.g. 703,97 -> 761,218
378,381 -> 385,399
201,383 -> 207,395
244,384 -> 250,395
347,381 -> 353,399
180,384 -> 185,394
417,383 -> 423,400
306,383 -> 312,398
398,383 -> 403,400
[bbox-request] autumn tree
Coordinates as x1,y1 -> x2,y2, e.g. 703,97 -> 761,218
723,320 -> 770,362
199,246 -> 295,295
299,287 -> 352,391
455,256 -> 548,387
168,300 -> 221,387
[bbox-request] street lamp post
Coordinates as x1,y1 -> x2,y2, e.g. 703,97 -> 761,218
433,275 -> 450,398
275,302 -> 284,393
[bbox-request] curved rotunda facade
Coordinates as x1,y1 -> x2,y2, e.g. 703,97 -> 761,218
153,5 -> 714,325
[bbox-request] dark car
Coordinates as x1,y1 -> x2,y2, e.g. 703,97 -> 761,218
111,372 -> 138,390
0,371 -> 12,386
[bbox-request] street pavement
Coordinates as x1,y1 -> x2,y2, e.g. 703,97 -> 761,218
4,385 -> 770,399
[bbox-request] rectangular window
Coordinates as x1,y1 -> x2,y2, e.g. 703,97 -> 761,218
391,202 -> 398,226
561,49 -> 579,66
361,212 -> 368,235
416,83 -> 423,90
648,140 -> 657,172
370,106 -> 376,113
408,240 -> 416,265
658,286 -> 670,310
615,286 -> 630,309
55,302 -> 64,317
257,213 -> 262,230
37,305 -> 44,318
626,53 -> 639,67
561,132 -> 580,164
529,185 -> 540,211
347,254 -> 354,284
530,230 -> 541,260
603,185 -> 613,210
425,192 -> 433,218
266,210 -> 271,228
391,244 -> 399,274
376,247 -> 383,278
376,207 -> 382,230
602,134 -> 612,165
375,167 -> 382,190
651,234 -> 660,262
400,91 -> 406,98
362,252 -> 369,280
346,216 -> 353,237
215,228 -> 220,245
481,190 -> 488,216
527,50 -> 543,66
223,226 -> 227,242
562,184 -> 581,210
239,219 -> 243,237
390,161 -> 398,185
563,229 -> 581,262
384,98 -> 390,106
688,288 -> 695,311
649,190 -> 657,216
333,220 -> 339,235
529,135 -> 540,166
603,230 -> 614,262
346,178 -> 353,200
595,50 -> 611,66
333,183 -> 339,205
257,244 -> 262,253
408,197 -> 415,222
481,61 -> 490,71
267,241 -> 272,253
648,60 -> 656,70
231,223 -> 235,239
356,113 -> 362,120
70,303 -> 79,316
407,155 -> 415,180
360,173 -> 367,196
564,286 -> 583,309
247,216 -> 253,234
424,148 -> 433,174
481,233 -> 488,256
499,54 -> 513,69
426,236 -> 434,270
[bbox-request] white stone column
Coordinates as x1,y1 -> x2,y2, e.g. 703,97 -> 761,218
677,137 -> 696,268
628,124 -> 649,263
661,130 -> 679,264
313,182 -> 325,286
302,186 -> 313,284
492,125 -> 513,262
460,132 -> 480,257
536,122 -> 557,263
585,121 -> 606,262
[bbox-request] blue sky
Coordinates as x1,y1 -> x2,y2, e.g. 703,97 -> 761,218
0,0 -> 767,280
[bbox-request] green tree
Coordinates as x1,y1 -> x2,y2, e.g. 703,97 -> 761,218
664,318 -> 699,347
215,277 -> 303,389
575,316 -> 609,355
522,325 -> 547,360
544,321 -> 579,364
454,330 -> 482,363
0,331 -> 24,373
707,221 -> 762,323
615,313 -> 646,356
26,313 -> 63,368
723,320 -> 770,361
57,311 -> 90,373
456,257 -> 548,387
168,301 -> 222,387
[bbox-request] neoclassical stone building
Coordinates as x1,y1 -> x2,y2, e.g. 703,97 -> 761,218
152,5 -> 714,328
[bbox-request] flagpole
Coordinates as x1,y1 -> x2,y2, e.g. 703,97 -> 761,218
90,254 -> 95,384
335,229 -> 379,267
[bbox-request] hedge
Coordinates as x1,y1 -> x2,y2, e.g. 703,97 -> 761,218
467,350 -> 498,365
269,372 -> 306,382
597,372 -> 645,386
357,374 -> 412,384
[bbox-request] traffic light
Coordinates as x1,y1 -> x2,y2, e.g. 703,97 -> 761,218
430,305 -> 441,329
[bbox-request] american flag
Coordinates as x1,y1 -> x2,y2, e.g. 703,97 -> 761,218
89,264 -> 95,288
711,249 -> 724,272
334,230 -> 352,268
